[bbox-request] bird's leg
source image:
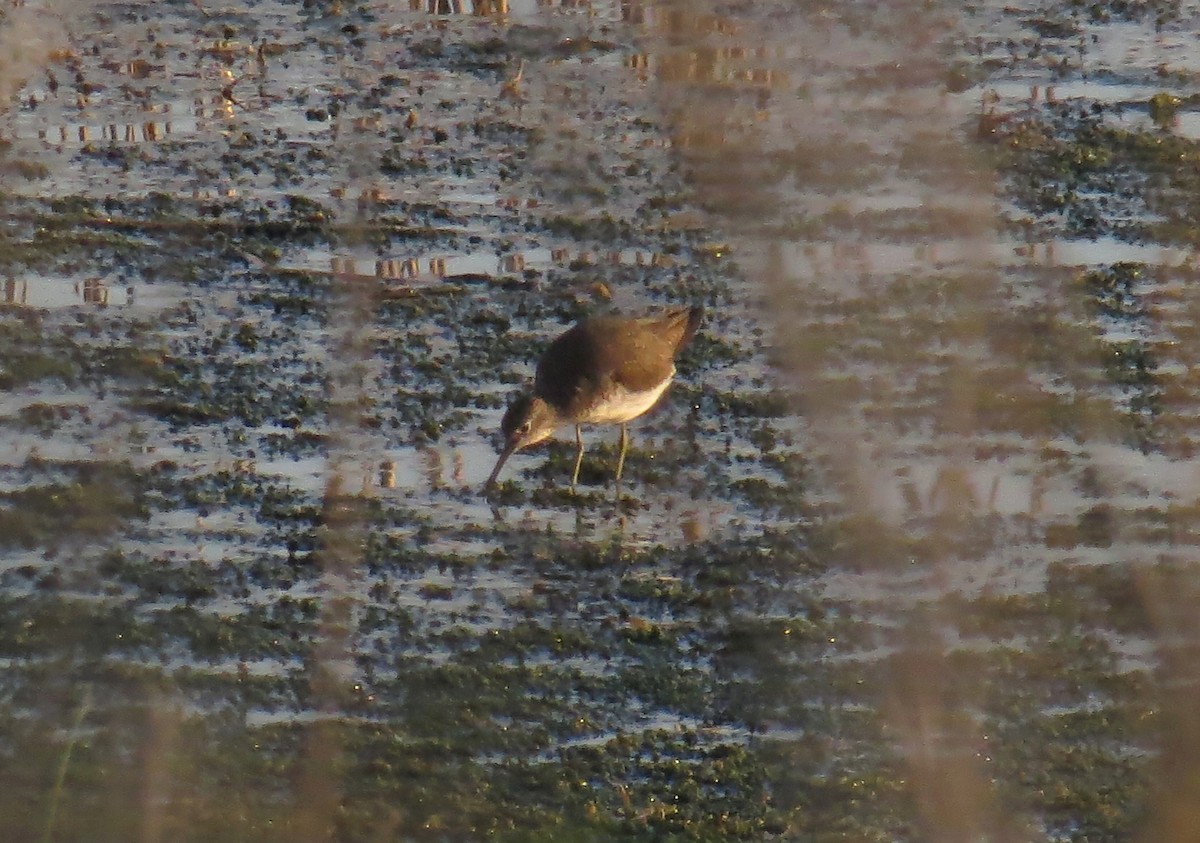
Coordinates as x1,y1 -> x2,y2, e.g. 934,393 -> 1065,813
614,424 -> 629,490
571,425 -> 585,490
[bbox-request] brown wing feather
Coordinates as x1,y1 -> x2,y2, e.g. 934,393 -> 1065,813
534,307 -> 702,419
602,306 -> 702,392
534,320 -> 604,414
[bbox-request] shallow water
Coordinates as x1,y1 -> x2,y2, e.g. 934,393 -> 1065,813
1,0 -> 1198,840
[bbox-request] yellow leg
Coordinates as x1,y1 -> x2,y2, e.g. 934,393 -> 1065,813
570,425 -> 585,489
614,424 -> 629,486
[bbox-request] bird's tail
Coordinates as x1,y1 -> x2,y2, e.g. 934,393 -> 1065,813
675,305 -> 704,351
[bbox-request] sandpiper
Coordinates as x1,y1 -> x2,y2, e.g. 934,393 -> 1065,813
482,307 -> 700,492
486,306 -> 702,491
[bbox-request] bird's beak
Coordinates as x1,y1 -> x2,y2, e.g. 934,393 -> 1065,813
484,438 -> 519,490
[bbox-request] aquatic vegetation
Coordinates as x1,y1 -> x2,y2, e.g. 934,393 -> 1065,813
0,0 -> 1192,841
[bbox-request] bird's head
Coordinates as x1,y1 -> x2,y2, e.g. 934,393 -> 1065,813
485,394 -> 559,488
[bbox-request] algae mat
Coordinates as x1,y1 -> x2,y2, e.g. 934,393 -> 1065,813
1,0 -> 1197,841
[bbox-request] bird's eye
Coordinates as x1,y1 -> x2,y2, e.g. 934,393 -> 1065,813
519,422 -> 531,434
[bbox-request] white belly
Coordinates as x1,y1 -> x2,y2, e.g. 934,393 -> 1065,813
578,374 -> 673,424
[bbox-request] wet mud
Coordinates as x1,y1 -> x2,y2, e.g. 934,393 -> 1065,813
1,0 -> 1198,840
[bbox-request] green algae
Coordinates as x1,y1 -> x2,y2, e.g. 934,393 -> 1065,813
0,2 -> 1188,843
0,463 -> 147,549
